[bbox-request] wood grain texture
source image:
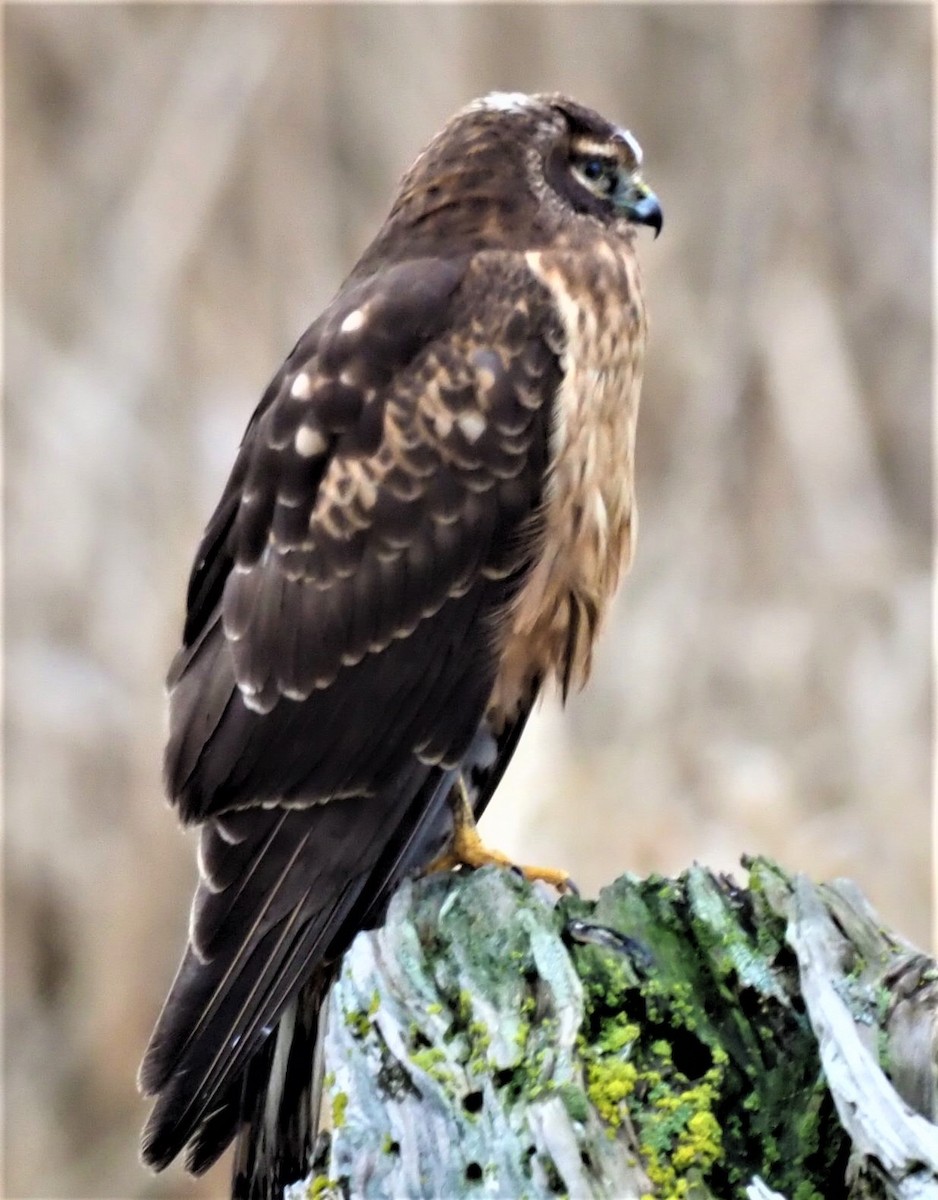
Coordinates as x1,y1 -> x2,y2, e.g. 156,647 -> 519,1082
309,862 -> 938,1199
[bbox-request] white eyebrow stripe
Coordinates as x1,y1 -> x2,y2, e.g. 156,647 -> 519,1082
571,131 -> 644,169
570,137 -> 620,160
619,128 -> 643,167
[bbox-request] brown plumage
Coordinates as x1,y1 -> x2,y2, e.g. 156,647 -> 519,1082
139,91 -> 661,1198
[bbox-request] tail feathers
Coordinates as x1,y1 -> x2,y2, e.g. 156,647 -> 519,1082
184,1073 -> 244,1176
231,977 -> 326,1200
140,898 -> 325,1172
221,712 -> 537,1194
139,810 -> 314,1105
139,705 -> 536,1190
139,759 -> 455,1180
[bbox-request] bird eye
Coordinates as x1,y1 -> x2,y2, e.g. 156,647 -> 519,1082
571,155 -> 620,199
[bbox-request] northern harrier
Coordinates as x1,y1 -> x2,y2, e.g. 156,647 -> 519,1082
139,91 -> 661,1198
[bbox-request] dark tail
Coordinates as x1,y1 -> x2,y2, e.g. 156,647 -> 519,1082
139,706 -> 534,1197
225,704 -> 537,1198
230,974 -> 328,1200
139,758 -> 461,1188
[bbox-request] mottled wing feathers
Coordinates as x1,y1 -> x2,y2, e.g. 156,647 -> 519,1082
179,256 -> 462,656
166,252 -> 562,822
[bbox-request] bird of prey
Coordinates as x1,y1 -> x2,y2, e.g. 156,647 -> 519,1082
139,91 -> 661,1199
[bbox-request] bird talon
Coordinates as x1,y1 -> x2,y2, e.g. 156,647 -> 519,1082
424,778 -> 571,892
517,863 -> 576,893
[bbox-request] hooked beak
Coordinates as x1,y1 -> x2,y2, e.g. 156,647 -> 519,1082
617,178 -> 663,238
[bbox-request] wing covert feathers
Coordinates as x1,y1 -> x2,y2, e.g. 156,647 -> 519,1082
165,251 -> 561,823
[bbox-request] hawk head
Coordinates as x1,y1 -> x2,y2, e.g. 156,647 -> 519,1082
355,91 -> 662,273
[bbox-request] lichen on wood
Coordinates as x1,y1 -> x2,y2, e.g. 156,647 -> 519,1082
289,859 -> 938,1200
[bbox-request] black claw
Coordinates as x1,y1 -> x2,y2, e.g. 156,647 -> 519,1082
563,918 -> 654,971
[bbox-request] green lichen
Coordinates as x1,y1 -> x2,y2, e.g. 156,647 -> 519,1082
558,1081 -> 591,1124
411,1045 -> 450,1084
411,1046 -> 446,1070
464,1017 -> 493,1076
468,1020 -> 491,1049
456,989 -> 474,1026
344,1007 -> 371,1039
573,868 -> 856,1198
580,1007 -> 642,1130
596,1017 -> 640,1057
331,1091 -> 348,1130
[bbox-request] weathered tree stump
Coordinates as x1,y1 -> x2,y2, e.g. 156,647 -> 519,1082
289,859 -> 938,1200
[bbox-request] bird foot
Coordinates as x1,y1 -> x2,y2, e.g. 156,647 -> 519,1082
425,778 -> 573,892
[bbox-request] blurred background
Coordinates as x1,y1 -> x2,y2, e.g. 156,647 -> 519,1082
5,5 -> 931,1198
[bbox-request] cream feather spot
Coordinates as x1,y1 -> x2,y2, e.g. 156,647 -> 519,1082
242,689 -> 273,714
291,371 -> 312,400
457,411 -> 487,443
433,410 -> 455,438
295,425 -> 327,458
357,474 -> 378,509
340,308 -> 366,333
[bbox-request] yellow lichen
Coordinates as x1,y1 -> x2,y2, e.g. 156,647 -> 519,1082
672,1109 -> 722,1171
597,1018 -> 640,1056
585,1058 -> 638,1126
639,1070 -> 724,1198
307,1175 -> 341,1198
331,1091 -> 348,1130
411,1045 -> 449,1083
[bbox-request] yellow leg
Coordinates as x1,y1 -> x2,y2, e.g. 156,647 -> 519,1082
425,777 -> 572,891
